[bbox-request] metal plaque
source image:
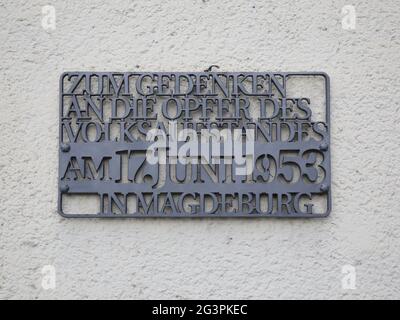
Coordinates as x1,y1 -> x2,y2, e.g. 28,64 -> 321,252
58,71 -> 331,217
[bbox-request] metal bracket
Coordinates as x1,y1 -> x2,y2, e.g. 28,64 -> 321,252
204,65 -> 220,72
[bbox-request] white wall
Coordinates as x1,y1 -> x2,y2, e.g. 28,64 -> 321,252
1,0 -> 399,299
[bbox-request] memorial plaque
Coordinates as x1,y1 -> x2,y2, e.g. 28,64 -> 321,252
58,71 -> 331,217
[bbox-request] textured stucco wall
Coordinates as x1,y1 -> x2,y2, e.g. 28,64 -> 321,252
1,0 -> 399,299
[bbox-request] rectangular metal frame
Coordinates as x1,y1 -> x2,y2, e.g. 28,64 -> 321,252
58,71 -> 331,218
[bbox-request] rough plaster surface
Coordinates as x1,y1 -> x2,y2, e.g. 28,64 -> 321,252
0,0 -> 399,300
